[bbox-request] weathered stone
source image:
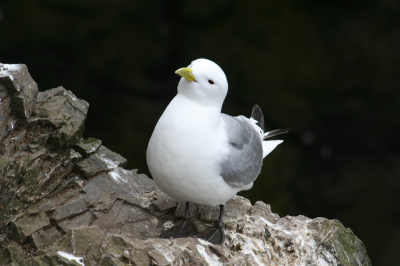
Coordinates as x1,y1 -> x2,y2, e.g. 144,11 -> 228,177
80,177 -> 116,211
51,189 -> 79,207
31,226 -> 63,250
18,144 -> 30,151
31,132 -> 49,145
150,191 -> 178,212
101,234 -> 137,257
92,200 -> 160,237
29,147 -> 47,162
123,249 -> 151,266
250,200 -> 280,223
42,226 -> 104,265
101,236 -> 227,266
309,218 -> 371,266
52,175 -> 84,194
7,211 -> 50,243
28,143 -> 40,152
37,149 -> 80,196
0,64 -> 38,119
0,87 -> 14,140
75,146 -> 127,178
33,87 -> 78,127
0,156 -> 8,176
26,204 -> 39,214
51,195 -> 89,222
22,157 -> 42,190
57,210 -> 94,233
80,168 -> 158,215
0,241 -> 25,264
19,256 -> 50,266
32,87 -> 88,148
39,175 -> 63,198
74,137 -> 102,158
69,225 -> 106,256
67,149 -> 83,165
38,200 -> 55,212
7,130 -> 26,154
98,255 -> 121,266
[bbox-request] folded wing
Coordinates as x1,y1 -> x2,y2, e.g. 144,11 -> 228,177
219,114 -> 263,188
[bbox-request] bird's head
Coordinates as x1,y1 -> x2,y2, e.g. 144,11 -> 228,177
175,58 -> 228,107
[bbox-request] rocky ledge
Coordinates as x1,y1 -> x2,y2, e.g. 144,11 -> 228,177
0,63 -> 371,266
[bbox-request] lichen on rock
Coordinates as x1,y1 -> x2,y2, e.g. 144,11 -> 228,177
0,63 -> 371,266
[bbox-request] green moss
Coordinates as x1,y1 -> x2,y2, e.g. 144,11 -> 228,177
22,159 -> 42,191
82,137 -> 100,144
0,156 -> 9,174
76,123 -> 85,139
318,219 -> 370,266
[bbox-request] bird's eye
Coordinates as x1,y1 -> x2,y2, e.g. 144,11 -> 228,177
208,80 -> 215,85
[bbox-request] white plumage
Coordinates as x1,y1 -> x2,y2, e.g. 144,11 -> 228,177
146,59 -> 284,206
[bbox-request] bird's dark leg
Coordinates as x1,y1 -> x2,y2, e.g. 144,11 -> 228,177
197,204 -> 225,245
161,202 -> 198,239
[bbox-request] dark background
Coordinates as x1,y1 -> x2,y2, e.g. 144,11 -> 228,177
1,0 -> 399,264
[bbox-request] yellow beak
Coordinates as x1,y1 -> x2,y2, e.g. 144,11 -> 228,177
175,67 -> 196,82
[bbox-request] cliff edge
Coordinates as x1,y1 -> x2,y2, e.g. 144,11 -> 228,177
0,63 -> 371,266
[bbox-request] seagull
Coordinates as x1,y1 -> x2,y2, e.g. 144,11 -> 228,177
146,58 -> 288,245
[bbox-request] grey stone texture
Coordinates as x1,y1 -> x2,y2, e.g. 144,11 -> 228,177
0,63 -> 371,266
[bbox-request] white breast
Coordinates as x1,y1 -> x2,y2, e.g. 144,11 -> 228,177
146,95 -> 241,206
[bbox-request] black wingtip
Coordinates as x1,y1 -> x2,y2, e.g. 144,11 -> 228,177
263,128 -> 291,139
251,105 -> 265,132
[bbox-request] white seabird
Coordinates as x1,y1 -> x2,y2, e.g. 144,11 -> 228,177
146,58 -> 288,244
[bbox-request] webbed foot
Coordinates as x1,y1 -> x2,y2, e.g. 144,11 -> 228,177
197,204 -> 226,245
197,225 -> 225,245
161,216 -> 198,239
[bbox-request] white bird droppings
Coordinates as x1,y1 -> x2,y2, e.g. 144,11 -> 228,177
57,251 -> 85,266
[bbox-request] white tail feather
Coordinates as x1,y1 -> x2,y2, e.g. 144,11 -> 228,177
249,117 -> 284,158
262,140 -> 283,158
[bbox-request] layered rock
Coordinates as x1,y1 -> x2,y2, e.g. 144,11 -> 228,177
0,63 -> 371,265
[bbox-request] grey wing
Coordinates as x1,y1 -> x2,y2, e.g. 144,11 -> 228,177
219,114 -> 263,188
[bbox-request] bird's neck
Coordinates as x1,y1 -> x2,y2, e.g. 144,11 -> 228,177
167,94 -> 222,129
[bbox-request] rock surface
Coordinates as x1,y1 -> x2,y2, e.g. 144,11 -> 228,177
0,63 -> 371,266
